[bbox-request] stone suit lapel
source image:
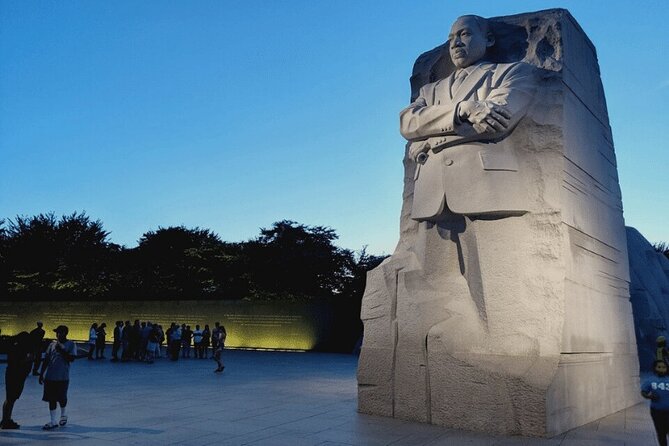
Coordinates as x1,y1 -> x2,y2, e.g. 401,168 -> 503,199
451,64 -> 490,104
446,73 -> 455,101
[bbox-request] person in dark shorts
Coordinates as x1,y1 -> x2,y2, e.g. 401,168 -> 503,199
39,325 -> 77,430
1,332 -> 36,429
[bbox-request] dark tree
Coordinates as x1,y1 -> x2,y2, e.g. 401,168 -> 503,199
134,226 -> 247,299
654,242 -> 669,260
344,247 -> 389,302
2,212 -> 115,299
243,220 -> 356,301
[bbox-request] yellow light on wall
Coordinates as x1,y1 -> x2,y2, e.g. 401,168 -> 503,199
0,300 -> 325,351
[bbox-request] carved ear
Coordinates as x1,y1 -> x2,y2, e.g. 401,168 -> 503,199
486,32 -> 495,48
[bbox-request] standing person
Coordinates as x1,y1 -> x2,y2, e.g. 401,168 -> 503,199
146,325 -> 159,364
1,332 -> 36,429
95,323 -> 107,359
39,325 -> 77,430
139,322 -> 151,361
121,320 -> 132,361
169,323 -> 181,361
130,320 -> 141,360
201,325 -> 211,359
156,325 -> 165,358
30,321 -> 46,376
193,325 -> 203,359
181,324 -> 191,359
213,324 -> 227,373
111,321 -> 123,362
87,323 -> 98,360
642,360 -> 669,446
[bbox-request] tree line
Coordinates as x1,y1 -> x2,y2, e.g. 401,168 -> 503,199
654,242 -> 669,260
0,212 -> 387,303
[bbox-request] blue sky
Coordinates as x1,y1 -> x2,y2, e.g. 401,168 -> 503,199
1,1 -> 667,255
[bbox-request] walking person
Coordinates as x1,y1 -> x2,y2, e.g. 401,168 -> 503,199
30,321 -> 46,376
211,322 -> 220,357
39,325 -> 77,430
87,323 -> 98,360
1,332 -> 37,429
95,323 -> 107,359
213,324 -> 227,373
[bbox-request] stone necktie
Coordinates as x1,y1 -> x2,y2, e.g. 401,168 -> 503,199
451,69 -> 469,95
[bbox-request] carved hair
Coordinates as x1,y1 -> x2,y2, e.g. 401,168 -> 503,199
457,14 -> 491,36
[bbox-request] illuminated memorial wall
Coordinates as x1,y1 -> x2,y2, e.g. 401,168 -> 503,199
0,300 -> 349,351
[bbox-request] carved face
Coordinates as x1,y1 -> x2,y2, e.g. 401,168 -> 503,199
448,16 -> 494,68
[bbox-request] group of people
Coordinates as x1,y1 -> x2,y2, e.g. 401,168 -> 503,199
1,319 -> 228,431
2,323 -> 76,431
87,320 -> 227,370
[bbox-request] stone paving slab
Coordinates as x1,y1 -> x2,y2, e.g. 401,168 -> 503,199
0,348 -> 657,445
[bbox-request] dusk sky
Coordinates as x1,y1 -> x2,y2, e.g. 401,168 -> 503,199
1,1 -> 667,255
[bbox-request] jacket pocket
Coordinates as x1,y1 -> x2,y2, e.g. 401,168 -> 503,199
479,148 -> 519,171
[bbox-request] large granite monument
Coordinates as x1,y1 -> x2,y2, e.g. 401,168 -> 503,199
627,227 -> 669,372
357,9 -> 640,437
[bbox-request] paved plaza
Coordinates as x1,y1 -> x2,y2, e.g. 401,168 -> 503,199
0,348 -> 657,445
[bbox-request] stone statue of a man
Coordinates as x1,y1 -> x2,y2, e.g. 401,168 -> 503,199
360,14 -> 558,430
401,15 -> 536,220
359,10 -> 640,437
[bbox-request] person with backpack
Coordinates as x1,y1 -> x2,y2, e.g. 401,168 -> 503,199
39,325 -> 77,430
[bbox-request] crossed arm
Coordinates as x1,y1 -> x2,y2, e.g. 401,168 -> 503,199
400,63 -> 536,160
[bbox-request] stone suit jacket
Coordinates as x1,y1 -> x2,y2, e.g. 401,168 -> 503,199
400,61 -> 536,220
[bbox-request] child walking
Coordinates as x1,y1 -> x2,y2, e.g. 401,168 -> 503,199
642,360 -> 669,446
39,325 -> 77,430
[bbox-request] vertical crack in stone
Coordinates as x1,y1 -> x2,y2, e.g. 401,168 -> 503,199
390,271 -> 399,417
424,334 -> 432,423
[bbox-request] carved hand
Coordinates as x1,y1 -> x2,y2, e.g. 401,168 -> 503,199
409,141 -> 429,162
458,100 -> 511,134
